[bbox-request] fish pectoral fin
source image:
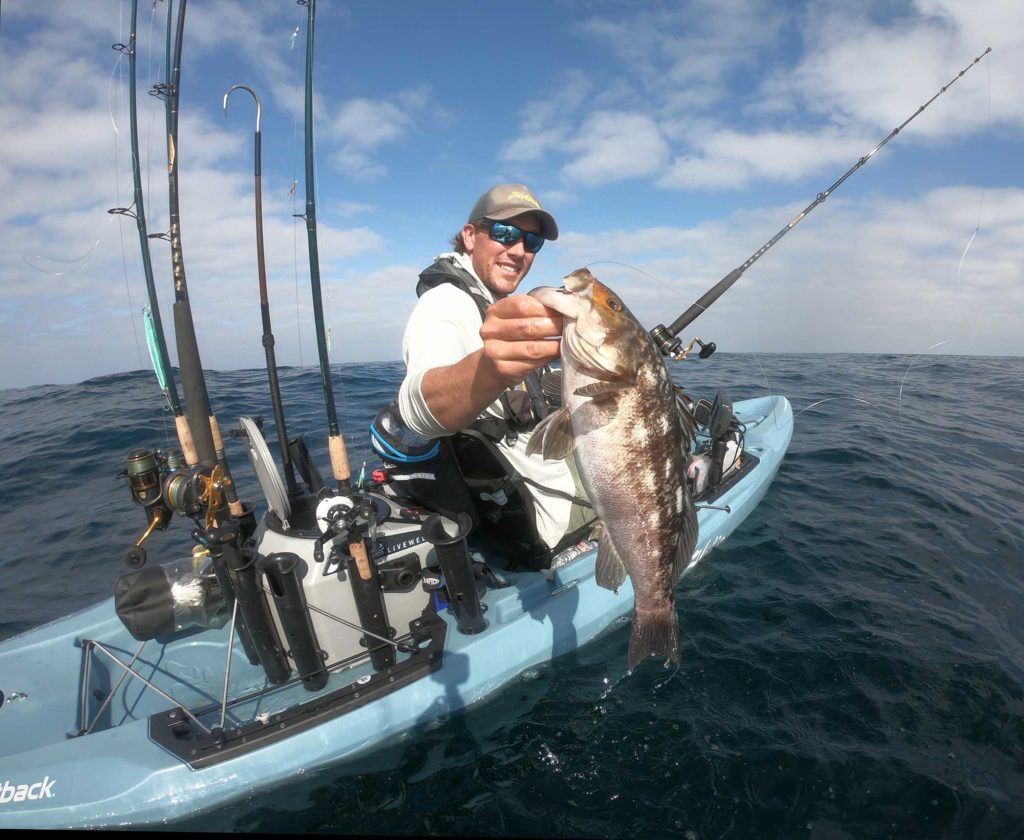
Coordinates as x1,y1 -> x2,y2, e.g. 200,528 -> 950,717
524,406 -> 576,460
574,380 -> 632,402
674,388 -> 697,449
672,500 -> 700,583
595,530 -> 628,592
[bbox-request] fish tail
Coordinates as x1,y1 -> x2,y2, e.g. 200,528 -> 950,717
628,607 -> 682,670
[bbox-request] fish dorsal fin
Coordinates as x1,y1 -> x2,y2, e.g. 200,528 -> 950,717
674,387 -> 697,450
672,499 -> 700,583
595,529 -> 628,592
524,406 -> 575,460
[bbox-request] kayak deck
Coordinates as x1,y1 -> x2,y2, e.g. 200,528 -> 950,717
0,395 -> 793,828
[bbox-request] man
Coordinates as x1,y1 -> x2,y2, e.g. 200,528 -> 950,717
397,183 -> 592,560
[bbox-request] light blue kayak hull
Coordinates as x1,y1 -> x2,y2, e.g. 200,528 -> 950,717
0,395 -> 793,828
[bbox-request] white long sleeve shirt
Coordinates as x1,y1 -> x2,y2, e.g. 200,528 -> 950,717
397,253 -> 576,549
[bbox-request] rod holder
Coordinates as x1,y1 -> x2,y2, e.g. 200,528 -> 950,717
216,528 -> 291,685
344,538 -> 395,671
422,513 -> 486,635
257,552 -> 327,691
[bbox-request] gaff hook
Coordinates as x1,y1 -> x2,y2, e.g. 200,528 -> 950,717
221,82 -> 298,495
222,83 -> 261,131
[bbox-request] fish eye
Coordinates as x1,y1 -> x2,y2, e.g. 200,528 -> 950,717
607,297 -> 622,312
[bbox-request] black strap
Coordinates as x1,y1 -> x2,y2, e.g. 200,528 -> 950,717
457,428 -> 592,509
417,258 -> 548,432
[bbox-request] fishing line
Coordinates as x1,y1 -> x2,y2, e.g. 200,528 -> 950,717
957,56 -> 993,300
793,397 -> 875,421
112,5 -> 145,368
291,180 -> 305,369
289,11 -> 306,370
747,350 -> 785,431
22,40 -> 129,279
584,260 -> 787,425
143,0 -> 162,243
20,220 -> 116,277
584,259 -> 679,296
954,56 -> 991,304
897,340 -> 949,435
897,54 -> 993,436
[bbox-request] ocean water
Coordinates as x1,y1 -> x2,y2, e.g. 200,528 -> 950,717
1,354 -> 1021,838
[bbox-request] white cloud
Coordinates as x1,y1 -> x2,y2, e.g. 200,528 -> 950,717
659,127 -> 874,190
576,0 -> 787,108
548,187 -> 1024,358
501,69 -> 594,165
1,1 -> 1020,391
788,2 -> 1024,138
501,0 -> 1023,194
324,88 -> 434,181
563,111 -> 671,185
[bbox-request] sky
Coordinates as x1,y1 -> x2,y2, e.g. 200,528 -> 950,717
0,0 -> 1021,390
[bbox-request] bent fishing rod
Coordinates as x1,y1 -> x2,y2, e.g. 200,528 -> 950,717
163,0 -> 244,517
109,0 -> 197,466
300,0 -> 353,496
223,84 -> 299,495
651,46 -> 993,360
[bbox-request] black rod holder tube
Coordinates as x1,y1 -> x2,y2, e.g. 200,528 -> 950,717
257,553 -> 327,691
217,532 -> 291,685
422,513 -> 486,635
344,540 -> 395,671
206,548 -> 260,666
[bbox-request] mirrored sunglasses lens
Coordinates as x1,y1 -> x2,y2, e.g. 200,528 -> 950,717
489,223 -> 518,245
489,222 -> 543,252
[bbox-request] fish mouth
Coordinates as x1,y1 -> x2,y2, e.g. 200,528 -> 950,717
527,285 -> 576,318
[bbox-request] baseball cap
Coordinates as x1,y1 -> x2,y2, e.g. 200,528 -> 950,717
467,183 -> 559,241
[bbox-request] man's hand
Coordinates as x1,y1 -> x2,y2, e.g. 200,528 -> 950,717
419,295 -> 563,432
478,295 -> 563,387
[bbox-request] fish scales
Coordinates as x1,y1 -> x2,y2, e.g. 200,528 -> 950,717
527,268 -> 698,669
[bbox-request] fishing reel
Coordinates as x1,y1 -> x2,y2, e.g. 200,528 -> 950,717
311,493 -> 379,563
121,448 -> 227,568
650,325 -> 716,361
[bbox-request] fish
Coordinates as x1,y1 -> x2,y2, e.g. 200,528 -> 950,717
526,268 -> 698,670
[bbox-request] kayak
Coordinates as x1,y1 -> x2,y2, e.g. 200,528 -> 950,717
0,394 -> 792,829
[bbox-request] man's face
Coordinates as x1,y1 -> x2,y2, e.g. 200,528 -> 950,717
463,212 -> 542,298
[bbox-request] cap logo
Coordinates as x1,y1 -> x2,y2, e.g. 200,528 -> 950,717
507,190 -> 540,209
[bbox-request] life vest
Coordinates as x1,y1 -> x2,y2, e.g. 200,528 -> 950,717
371,259 -> 592,569
416,257 -> 550,437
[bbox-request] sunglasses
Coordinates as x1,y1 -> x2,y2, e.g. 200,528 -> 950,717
483,220 -> 545,254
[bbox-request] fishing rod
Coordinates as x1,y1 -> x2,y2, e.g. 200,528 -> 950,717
163,0 -> 245,517
299,0 -> 353,495
650,46 -> 994,359
223,84 -> 299,495
109,0 -> 198,466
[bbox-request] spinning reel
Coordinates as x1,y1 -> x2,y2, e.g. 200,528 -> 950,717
121,448 -> 226,567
